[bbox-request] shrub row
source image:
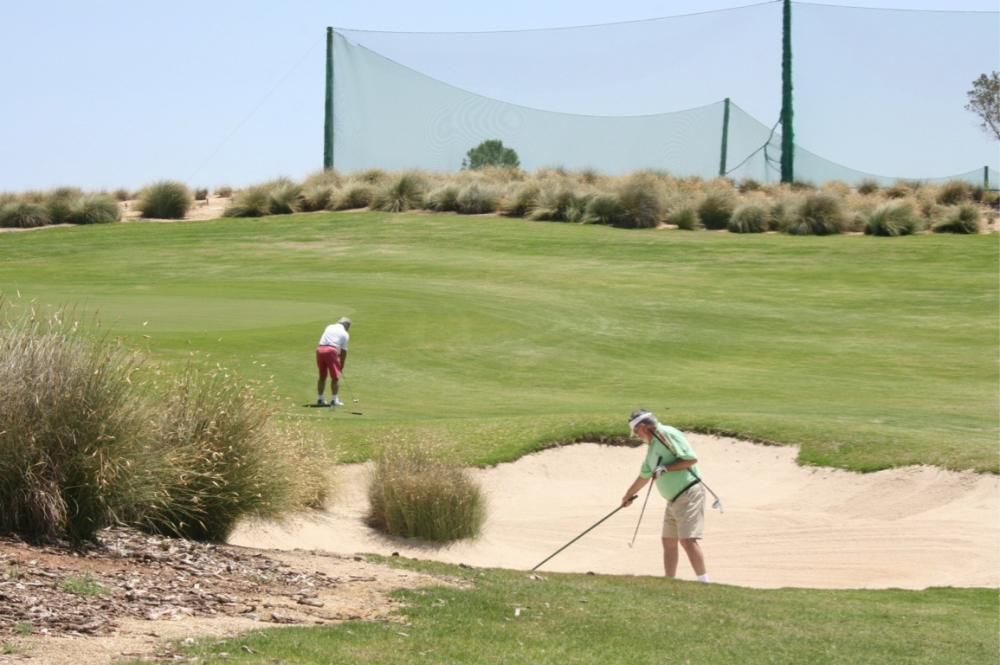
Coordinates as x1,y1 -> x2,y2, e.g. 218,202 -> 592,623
0,191 -> 120,228
227,169 -> 987,236
0,304 -> 329,543
5,171 -> 995,234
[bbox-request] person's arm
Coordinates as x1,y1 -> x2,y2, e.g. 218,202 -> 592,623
621,475 -> 649,506
660,457 -> 697,473
339,349 -> 348,372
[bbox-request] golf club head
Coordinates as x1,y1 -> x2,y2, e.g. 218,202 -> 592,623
712,498 -> 723,513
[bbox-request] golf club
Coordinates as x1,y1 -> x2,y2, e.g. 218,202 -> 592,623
652,430 -> 724,513
628,456 -> 661,548
531,496 -> 637,572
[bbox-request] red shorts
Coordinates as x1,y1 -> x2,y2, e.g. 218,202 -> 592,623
316,346 -> 342,381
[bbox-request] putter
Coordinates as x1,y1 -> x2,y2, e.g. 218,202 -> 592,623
531,496 -> 637,572
652,430 -> 724,513
628,456 -> 661,548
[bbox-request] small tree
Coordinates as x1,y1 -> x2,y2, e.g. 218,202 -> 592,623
965,71 -> 1000,140
462,139 -> 519,170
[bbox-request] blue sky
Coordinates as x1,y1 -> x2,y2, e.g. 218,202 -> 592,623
1,1 -> 997,190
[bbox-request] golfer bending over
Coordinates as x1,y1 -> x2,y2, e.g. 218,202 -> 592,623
621,409 -> 710,583
316,317 -> 351,407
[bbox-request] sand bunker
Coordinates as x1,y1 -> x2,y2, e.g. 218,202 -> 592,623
230,435 -> 999,590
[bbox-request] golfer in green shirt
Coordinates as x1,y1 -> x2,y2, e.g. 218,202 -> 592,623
621,409 -> 710,583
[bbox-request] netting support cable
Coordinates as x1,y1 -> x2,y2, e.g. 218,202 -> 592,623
719,97 -> 731,177
780,0 -> 794,183
726,115 -> 781,178
324,27 -> 335,170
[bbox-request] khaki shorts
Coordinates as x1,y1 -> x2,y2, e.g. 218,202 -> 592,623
662,483 -> 705,540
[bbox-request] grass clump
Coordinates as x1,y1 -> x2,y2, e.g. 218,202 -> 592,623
46,188 -> 83,224
336,183 -> 377,210
455,183 -> 500,214
865,201 -> 921,236
67,194 -> 120,225
669,203 -> 700,230
367,442 -> 485,542
265,179 -> 302,215
299,185 -> 336,212
697,190 -> 737,230
728,202 -> 770,233
857,179 -> 881,195
785,193 -> 846,235
529,184 -> 578,222
0,303 -> 329,543
137,368 -> 330,542
500,182 -> 540,218
936,180 -> 972,205
614,173 -> 664,229
0,307 -> 146,542
0,202 -> 51,228
425,185 -> 461,212
136,181 -> 192,219
584,193 -> 626,226
224,186 -> 271,217
60,573 -> 107,597
933,204 -> 981,234
373,172 -> 426,213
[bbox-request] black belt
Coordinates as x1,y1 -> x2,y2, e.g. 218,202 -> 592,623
670,479 -> 701,502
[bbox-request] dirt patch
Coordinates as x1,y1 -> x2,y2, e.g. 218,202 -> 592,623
0,528 -> 456,664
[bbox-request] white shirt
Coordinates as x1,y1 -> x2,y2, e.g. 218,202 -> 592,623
318,323 -> 350,350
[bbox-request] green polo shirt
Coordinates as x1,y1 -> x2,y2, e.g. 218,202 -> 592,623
639,424 -> 699,501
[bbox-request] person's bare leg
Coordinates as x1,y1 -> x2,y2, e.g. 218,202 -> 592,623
680,538 -> 706,576
662,538 -> 680,577
331,378 -> 340,399
317,377 -> 326,397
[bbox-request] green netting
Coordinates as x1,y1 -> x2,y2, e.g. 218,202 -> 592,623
330,2 -> 999,185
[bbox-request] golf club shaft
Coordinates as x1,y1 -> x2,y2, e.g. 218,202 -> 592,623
531,497 -> 636,572
628,478 -> 655,547
628,455 -> 661,547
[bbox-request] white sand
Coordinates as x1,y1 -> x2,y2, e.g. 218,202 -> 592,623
229,435 -> 999,589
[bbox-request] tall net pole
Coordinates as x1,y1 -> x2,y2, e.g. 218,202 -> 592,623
780,0 -> 794,183
324,27 -> 334,170
719,97 -> 731,177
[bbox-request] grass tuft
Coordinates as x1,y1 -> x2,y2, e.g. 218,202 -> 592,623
367,441 -> 485,542
932,204 -> 981,234
614,173 -> 664,229
698,190 -> 737,230
137,181 -> 192,219
373,173 -> 426,213
0,202 -> 51,228
68,195 -> 121,225
865,201 -> 921,236
785,193 -> 846,235
728,202 -> 770,233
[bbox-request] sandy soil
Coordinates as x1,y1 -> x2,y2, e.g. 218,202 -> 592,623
231,435 -> 999,590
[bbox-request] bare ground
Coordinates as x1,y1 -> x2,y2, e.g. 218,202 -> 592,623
0,528 -> 458,664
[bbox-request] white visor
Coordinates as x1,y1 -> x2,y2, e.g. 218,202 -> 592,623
628,412 -> 655,434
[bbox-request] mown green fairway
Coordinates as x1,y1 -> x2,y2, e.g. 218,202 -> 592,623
0,212 -> 996,471
140,559 -> 999,665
